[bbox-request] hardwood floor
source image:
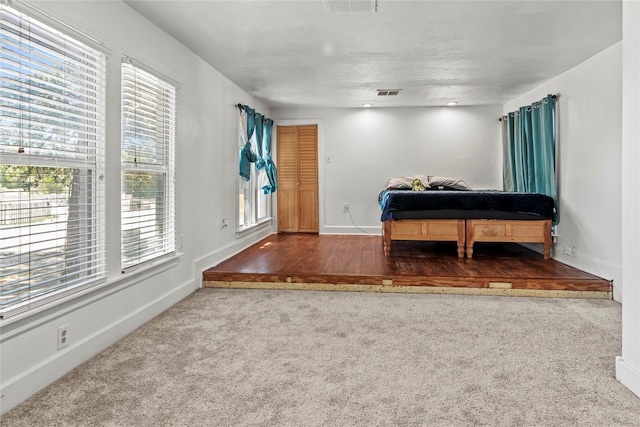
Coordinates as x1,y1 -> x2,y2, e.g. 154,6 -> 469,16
202,234 -> 612,298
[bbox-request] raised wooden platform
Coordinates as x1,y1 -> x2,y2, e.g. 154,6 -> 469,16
202,234 -> 612,299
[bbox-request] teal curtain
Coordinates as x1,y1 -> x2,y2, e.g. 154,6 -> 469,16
237,104 -> 277,193
245,106 -> 256,142
254,112 -> 264,162
238,105 -> 256,181
261,118 -> 277,194
502,94 -> 558,224
501,116 -> 514,192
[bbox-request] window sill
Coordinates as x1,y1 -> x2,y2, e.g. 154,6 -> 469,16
236,218 -> 272,239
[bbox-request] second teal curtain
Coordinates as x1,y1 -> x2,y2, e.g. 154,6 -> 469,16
502,94 -> 558,224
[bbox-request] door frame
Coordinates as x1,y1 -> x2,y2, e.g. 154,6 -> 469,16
273,118 -> 324,233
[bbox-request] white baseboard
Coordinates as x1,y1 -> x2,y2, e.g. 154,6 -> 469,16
321,225 -> 382,235
616,356 -> 640,398
2,222 -> 275,416
0,278 -> 196,415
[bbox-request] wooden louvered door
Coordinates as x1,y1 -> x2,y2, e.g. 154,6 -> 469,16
296,125 -> 319,232
277,125 -> 318,233
277,126 -> 299,232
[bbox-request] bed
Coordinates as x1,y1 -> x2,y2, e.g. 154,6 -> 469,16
379,179 -> 555,259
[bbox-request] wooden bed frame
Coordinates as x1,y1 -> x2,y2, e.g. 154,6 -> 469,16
383,218 -> 552,259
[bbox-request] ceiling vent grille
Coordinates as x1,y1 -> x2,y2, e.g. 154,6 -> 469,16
377,89 -> 401,96
324,0 -> 377,14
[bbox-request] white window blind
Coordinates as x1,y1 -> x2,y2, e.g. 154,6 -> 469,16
0,4 -> 107,317
121,59 -> 176,270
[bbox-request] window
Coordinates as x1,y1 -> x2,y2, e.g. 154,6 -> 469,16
238,110 -> 270,230
0,5 -> 107,316
121,59 -> 176,269
238,173 -> 270,228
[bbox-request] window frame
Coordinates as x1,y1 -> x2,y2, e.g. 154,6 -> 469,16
0,3 -> 107,317
120,57 -> 177,271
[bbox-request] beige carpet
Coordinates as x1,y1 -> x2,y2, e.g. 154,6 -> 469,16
3,288 -> 640,426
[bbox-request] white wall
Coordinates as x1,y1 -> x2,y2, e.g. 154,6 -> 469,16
2,0 -> 637,414
616,0 -> 640,399
0,1 -> 273,414
272,106 -> 503,234
503,43 -> 623,301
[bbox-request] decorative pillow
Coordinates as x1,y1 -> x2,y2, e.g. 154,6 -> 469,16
386,175 -> 430,190
427,176 -> 471,191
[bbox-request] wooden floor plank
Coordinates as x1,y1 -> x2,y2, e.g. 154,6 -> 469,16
203,234 -> 612,297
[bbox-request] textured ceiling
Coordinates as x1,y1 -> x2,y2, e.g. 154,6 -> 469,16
124,0 -> 622,109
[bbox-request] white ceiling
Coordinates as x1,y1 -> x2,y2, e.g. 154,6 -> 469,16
124,0 -> 622,109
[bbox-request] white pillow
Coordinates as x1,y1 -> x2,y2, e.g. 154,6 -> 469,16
427,176 -> 471,191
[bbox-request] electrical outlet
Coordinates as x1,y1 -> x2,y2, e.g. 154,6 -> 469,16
57,324 -> 69,350
563,246 -> 577,258
343,203 -> 350,213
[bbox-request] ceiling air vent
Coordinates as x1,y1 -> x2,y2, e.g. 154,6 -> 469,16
324,0 -> 377,14
377,89 -> 402,96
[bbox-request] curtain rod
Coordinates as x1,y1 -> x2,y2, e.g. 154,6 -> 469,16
237,103 -> 272,123
498,94 -> 559,122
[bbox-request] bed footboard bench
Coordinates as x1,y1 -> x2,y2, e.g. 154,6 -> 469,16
382,219 -> 465,258
465,219 -> 552,259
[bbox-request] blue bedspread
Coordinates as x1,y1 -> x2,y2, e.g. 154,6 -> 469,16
379,190 -> 554,222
